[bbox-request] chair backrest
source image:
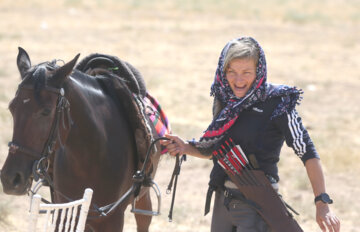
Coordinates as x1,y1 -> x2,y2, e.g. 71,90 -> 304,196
28,188 -> 93,232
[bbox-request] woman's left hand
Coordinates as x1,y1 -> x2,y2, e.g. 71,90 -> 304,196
316,202 -> 340,232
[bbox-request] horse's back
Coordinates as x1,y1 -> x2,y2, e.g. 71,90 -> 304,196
75,53 -> 147,98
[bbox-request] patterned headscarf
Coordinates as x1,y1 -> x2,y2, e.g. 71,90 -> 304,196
191,37 -> 302,155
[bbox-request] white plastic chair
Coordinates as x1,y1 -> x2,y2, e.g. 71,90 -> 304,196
28,188 -> 93,232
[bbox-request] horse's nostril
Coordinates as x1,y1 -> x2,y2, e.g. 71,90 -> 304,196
1,169 -> 30,195
12,173 -> 22,187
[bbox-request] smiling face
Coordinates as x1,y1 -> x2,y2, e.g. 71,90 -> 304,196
225,58 -> 257,98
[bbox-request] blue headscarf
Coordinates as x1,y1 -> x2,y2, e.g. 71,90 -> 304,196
191,37 -> 302,154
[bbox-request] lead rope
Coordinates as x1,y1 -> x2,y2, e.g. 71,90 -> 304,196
166,154 -> 186,222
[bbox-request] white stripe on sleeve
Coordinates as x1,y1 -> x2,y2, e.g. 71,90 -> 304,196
287,110 -> 306,157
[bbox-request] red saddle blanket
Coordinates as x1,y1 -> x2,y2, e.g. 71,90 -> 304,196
143,93 -> 171,154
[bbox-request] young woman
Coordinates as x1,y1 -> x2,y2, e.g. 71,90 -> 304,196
161,37 -> 340,232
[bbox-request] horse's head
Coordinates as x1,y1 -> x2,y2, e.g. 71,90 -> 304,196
1,48 -> 79,195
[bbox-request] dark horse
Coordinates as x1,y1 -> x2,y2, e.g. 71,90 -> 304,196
0,48 -> 162,231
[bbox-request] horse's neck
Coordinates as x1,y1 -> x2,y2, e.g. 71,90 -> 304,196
52,74 -> 137,199
63,74 -> 117,150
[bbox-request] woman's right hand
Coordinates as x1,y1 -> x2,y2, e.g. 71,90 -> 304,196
160,134 -> 188,156
161,134 -> 211,159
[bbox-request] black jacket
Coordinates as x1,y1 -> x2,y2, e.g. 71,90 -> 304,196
209,96 -> 319,188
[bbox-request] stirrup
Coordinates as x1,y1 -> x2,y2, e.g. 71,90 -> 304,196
131,179 -> 161,216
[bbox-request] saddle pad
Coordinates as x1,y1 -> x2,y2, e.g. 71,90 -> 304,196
144,93 -> 171,154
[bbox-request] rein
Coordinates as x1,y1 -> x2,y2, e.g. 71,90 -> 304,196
90,138 -> 169,217
166,153 -> 186,222
30,136 -> 185,221
91,137 -> 181,219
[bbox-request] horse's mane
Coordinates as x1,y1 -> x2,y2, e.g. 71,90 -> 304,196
19,60 -> 59,104
75,54 -> 155,171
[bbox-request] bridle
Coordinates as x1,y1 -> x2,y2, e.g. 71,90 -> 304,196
8,84 -> 72,186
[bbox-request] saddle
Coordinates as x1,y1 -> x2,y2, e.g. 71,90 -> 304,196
75,54 -> 170,172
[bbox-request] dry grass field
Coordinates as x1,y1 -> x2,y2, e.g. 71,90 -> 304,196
0,0 -> 359,231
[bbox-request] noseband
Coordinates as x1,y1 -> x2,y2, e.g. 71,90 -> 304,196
8,84 -> 72,182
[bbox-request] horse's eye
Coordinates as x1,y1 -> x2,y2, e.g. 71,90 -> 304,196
41,108 -> 51,116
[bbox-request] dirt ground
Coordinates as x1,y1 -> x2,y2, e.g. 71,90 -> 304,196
0,0 -> 359,231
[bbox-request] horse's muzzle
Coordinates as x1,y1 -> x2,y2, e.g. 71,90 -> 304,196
0,168 -> 32,195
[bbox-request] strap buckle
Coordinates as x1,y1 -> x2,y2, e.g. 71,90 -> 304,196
224,189 -> 230,198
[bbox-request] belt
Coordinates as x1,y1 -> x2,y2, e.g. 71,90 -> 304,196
224,180 -> 237,189
223,188 -> 245,199
224,176 -> 279,192
223,188 -> 261,210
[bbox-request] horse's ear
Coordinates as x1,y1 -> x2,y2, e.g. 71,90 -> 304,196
17,47 -> 31,79
50,53 -> 80,87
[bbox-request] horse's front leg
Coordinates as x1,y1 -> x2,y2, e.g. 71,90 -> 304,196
134,190 -> 153,232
